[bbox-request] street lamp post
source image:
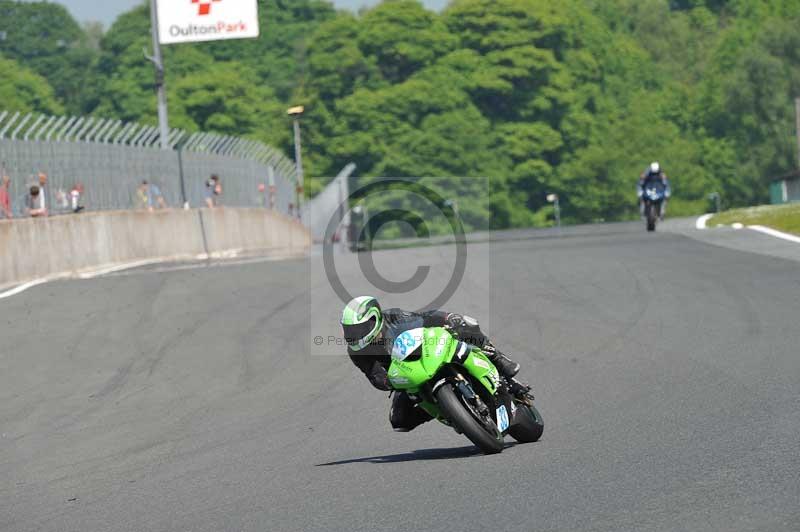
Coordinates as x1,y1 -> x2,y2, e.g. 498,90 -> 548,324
287,106 -> 305,219
546,193 -> 561,228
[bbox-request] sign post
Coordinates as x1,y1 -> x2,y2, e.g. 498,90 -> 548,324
147,0 -> 169,150
156,0 -> 260,45
147,0 -> 261,150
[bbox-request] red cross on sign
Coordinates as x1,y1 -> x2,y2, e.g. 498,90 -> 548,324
191,0 -> 221,16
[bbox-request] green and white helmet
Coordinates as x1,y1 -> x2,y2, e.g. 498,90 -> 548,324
341,296 -> 383,351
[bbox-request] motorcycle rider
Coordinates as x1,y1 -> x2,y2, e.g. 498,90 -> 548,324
341,296 -> 529,432
638,162 -> 671,219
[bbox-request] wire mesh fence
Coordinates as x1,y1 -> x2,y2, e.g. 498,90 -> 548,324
0,110 -> 298,219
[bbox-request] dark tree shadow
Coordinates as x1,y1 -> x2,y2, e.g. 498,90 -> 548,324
316,443 -> 517,466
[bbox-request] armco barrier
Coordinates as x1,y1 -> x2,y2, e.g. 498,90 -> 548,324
0,209 -> 310,288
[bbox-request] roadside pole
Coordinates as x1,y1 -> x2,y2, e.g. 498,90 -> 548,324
147,0 -> 170,150
795,97 -> 800,169
287,106 -> 305,219
177,140 -> 188,208
547,193 -> 561,229
293,117 -> 304,214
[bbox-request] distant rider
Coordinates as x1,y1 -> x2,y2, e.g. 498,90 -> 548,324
341,296 -> 530,432
638,162 -> 671,219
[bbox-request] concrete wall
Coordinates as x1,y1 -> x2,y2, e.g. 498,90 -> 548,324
200,208 -> 310,256
0,208 -> 310,288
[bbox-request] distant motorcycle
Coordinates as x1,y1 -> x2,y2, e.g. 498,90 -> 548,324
642,183 -> 666,232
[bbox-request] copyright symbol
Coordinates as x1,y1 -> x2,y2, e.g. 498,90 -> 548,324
322,177 -> 468,311
313,336 -> 324,346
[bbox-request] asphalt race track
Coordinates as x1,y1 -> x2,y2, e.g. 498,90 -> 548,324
2,222 -> 799,532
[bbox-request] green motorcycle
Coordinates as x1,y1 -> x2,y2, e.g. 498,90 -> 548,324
388,327 -> 543,454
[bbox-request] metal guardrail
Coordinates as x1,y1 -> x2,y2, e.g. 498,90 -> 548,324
0,110 -> 298,218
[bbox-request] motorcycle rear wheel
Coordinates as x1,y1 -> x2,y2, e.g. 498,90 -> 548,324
436,383 -> 504,454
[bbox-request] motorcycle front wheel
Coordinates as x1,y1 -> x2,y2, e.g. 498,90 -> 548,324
646,204 -> 657,232
435,383 -> 504,454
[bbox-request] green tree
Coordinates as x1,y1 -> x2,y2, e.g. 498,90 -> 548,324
89,4 -> 210,123
357,0 -> 457,84
169,62 -> 285,145
0,55 -> 64,115
202,0 -> 337,101
0,0 -> 98,113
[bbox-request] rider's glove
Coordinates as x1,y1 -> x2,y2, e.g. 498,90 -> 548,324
444,313 -> 467,331
445,313 -> 487,348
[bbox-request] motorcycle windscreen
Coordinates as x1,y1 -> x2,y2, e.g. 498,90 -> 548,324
644,180 -> 666,200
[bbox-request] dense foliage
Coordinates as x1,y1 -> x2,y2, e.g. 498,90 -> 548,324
1,0 -> 799,227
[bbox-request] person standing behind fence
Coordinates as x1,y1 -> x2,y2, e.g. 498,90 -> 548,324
70,183 -> 85,213
26,185 -> 47,217
204,175 -> 221,208
138,180 -> 167,211
0,175 -> 12,219
37,173 -> 49,213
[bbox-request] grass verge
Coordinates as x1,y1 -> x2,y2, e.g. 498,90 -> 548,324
707,203 -> 800,235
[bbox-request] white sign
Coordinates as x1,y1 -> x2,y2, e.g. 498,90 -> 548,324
156,0 -> 259,45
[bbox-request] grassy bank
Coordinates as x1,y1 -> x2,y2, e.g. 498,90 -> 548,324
707,203 -> 800,235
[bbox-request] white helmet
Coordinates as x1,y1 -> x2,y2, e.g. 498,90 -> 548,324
650,162 -> 661,174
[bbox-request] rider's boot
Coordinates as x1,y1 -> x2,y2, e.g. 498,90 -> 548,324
507,377 -> 532,398
484,345 -> 532,397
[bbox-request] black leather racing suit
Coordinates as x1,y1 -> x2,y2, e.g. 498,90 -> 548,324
347,308 -> 516,431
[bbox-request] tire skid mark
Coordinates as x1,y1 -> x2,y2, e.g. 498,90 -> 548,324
236,292 -> 305,389
583,261 -> 654,359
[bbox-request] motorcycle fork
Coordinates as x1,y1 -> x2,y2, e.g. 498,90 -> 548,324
426,366 -> 492,416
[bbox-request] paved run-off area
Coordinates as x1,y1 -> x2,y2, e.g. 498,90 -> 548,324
1,222 -> 799,532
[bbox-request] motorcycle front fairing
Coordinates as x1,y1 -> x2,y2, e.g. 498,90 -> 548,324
645,188 -> 664,202
386,327 -> 519,434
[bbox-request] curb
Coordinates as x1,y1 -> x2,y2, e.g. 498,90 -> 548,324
695,213 -> 714,229
0,248 -> 307,300
748,225 -> 800,244
694,213 -> 800,245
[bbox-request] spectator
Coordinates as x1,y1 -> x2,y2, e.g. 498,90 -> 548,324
56,188 -> 68,211
204,174 -> 221,208
0,175 -> 12,219
26,185 -> 47,217
136,181 -> 149,209
257,183 -> 267,207
70,183 -> 85,213
138,180 -> 167,211
37,173 -> 49,213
